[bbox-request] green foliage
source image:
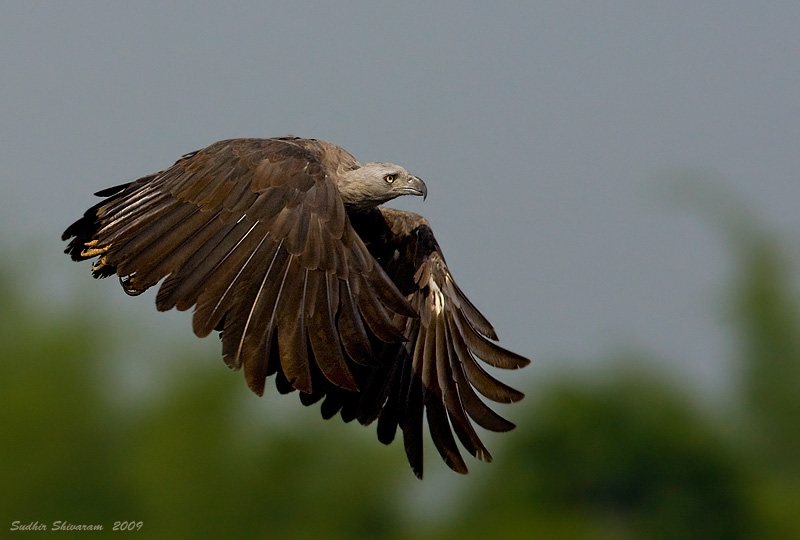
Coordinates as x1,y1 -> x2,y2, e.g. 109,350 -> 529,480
0,274 -> 135,524
724,230 -> 800,539
438,368 -> 754,540
0,263 -> 402,539
729,233 -> 800,473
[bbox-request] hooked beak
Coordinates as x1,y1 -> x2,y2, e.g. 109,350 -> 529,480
403,175 -> 428,200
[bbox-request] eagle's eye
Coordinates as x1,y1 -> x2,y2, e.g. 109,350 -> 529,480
384,174 -> 397,184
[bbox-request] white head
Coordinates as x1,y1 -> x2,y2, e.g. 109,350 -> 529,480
336,162 -> 427,209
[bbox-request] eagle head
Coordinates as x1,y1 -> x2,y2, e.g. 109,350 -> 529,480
337,162 -> 427,209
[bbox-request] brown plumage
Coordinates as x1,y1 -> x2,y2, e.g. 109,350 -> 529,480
62,137 -> 529,478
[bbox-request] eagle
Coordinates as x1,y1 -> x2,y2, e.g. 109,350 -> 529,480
62,137 -> 529,478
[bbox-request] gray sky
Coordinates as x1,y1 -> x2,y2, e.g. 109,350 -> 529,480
3,2 -> 799,394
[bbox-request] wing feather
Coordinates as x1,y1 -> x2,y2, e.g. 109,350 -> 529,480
423,315 -> 468,474
277,267 -> 310,386
155,221 -> 236,311
133,210 -> 224,291
402,327 -> 426,478
450,309 -> 529,369
440,318 -> 492,461
191,222 -> 272,338
307,272 -> 358,390
355,276 -> 409,343
169,219 -> 260,313
272,257 -> 313,393
445,310 -> 518,432
220,234 -> 284,370
338,280 -> 374,365
347,207 -> 528,476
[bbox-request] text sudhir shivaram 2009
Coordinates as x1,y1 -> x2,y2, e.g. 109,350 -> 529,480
10,520 -> 143,531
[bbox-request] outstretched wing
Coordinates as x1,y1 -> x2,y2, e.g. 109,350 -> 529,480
62,138 -> 415,396
344,208 -> 530,478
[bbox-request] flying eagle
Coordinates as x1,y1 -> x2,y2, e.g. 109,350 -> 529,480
62,137 -> 529,477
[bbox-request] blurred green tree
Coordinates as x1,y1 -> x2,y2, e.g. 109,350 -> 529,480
0,263 -> 135,524
729,231 -> 800,471
440,367 -> 755,540
0,260 -> 404,539
725,227 -> 800,539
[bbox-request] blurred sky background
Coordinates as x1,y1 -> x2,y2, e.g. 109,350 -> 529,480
2,3 -> 799,427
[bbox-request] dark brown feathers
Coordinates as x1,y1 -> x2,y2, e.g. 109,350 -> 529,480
62,137 -> 529,478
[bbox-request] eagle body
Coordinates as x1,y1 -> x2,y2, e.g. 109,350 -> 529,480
63,137 -> 528,477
